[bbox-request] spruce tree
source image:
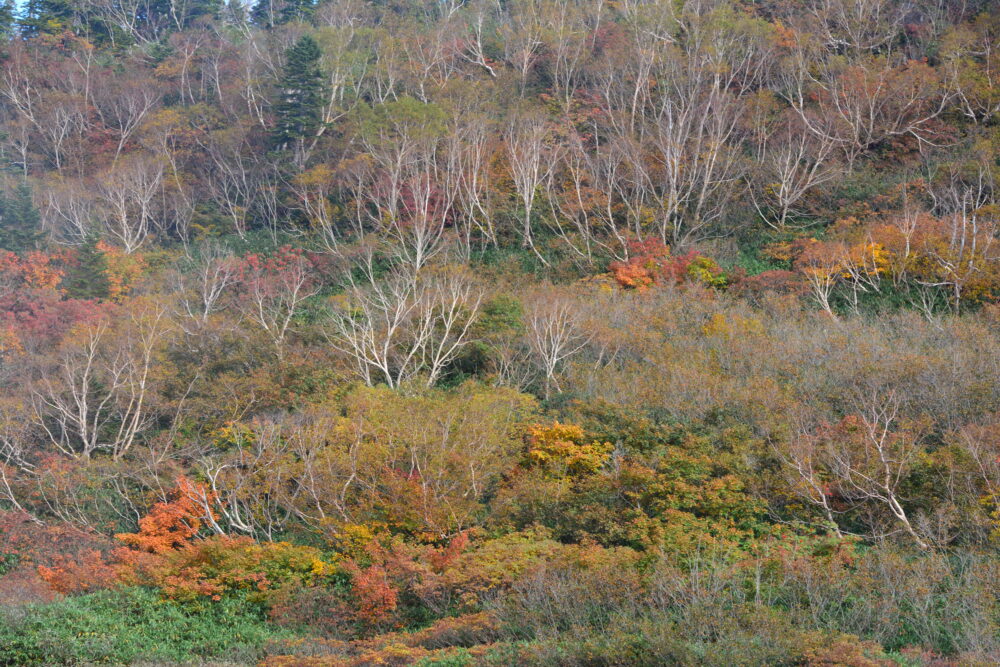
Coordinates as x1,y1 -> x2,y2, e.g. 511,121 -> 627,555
252,0 -> 313,28
169,0 -> 221,29
0,181 -> 43,252
276,0 -> 313,25
62,235 -> 110,300
19,0 -> 77,36
273,35 -> 326,154
0,0 -> 16,39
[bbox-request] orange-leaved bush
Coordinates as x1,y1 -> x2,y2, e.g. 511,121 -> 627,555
0,250 -> 66,290
38,479 -> 336,603
115,477 -> 213,554
36,550 -> 119,595
37,479 -> 213,594
132,535 -> 334,602
95,241 -> 146,303
609,240 -> 726,290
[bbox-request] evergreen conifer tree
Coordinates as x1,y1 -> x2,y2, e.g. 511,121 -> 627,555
0,181 -> 43,252
62,235 -> 111,300
0,0 -> 17,39
273,35 -> 326,155
19,0 -> 77,36
276,0 -> 313,25
252,0 -> 313,28
171,0 -> 221,29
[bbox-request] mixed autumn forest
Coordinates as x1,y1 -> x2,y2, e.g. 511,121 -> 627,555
2,0 -> 1000,664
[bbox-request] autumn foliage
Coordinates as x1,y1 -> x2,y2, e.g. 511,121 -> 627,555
115,478 -> 211,554
4,0 -> 1000,664
609,240 -> 726,290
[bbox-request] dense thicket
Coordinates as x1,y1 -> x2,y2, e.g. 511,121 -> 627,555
1,0 -> 1000,665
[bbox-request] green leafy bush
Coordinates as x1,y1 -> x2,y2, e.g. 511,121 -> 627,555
0,586 -> 291,665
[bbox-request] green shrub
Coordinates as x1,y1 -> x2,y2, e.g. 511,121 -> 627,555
0,586 -> 292,665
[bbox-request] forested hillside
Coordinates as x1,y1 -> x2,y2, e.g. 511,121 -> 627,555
1,0 -> 1000,664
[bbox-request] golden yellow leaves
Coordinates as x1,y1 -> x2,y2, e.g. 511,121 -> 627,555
526,421 -> 612,476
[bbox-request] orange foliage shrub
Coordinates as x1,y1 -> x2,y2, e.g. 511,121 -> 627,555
0,510 -> 115,598
129,535 -> 332,602
30,477 -> 333,603
115,478 -> 213,554
0,250 -> 65,290
32,479 -> 213,596
609,239 -> 672,289
609,239 -> 726,290
36,549 -> 119,595
95,241 -> 146,302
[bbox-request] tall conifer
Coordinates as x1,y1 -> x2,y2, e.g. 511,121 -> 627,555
0,181 -> 42,252
273,35 -> 326,155
62,235 -> 111,300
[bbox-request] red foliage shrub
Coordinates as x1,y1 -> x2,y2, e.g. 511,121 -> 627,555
0,287 -> 111,353
427,531 -> 469,573
608,239 -> 672,289
345,562 -> 399,629
236,246 -> 318,296
609,240 -> 725,290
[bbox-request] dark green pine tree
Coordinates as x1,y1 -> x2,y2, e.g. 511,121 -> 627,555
0,181 -> 43,252
19,0 -> 77,37
62,235 -> 110,300
249,0 -> 274,28
163,0 -> 222,30
273,35 -> 326,155
276,0 -> 313,25
251,0 -> 314,28
0,0 -> 17,39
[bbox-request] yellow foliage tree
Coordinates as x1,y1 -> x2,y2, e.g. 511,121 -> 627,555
526,422 -> 613,476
